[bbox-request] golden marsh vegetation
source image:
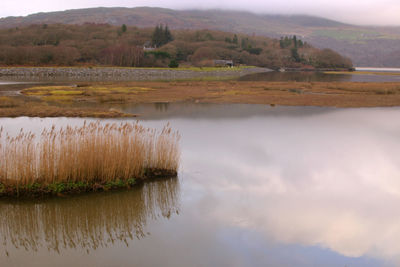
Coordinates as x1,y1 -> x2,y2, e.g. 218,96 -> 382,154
18,81 -> 400,108
3,80 -> 400,119
0,121 -> 180,197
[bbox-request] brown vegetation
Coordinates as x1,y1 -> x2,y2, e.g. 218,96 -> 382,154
15,81 -> 400,107
0,121 -> 180,197
1,7 -> 400,67
3,81 -> 400,118
0,98 -> 135,118
0,24 -> 352,69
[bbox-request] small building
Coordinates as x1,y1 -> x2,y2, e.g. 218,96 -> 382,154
143,41 -> 156,51
214,60 -> 234,67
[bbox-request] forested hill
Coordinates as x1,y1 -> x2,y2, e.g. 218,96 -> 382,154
1,7 -> 399,67
0,24 -> 352,69
0,7 -> 346,30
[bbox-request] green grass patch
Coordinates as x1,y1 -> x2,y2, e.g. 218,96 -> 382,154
0,179 -> 136,197
0,169 -> 178,198
50,90 -> 84,95
22,85 -> 155,99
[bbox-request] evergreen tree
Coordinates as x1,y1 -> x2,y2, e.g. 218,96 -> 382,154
151,24 -> 173,47
169,59 -> 179,68
280,36 -> 292,48
232,34 -> 238,44
225,37 -> 232,43
241,38 -> 249,49
121,24 -> 127,33
291,48 -> 301,62
151,25 -> 161,47
164,25 -> 173,43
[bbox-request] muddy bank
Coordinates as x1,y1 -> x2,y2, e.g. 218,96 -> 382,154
0,67 -> 271,80
3,80 -> 400,119
18,81 -> 400,108
0,105 -> 136,118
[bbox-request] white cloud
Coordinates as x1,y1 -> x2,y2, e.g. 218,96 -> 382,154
0,0 -> 399,25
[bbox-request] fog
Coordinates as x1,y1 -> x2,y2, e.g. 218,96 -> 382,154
1,0 -> 400,26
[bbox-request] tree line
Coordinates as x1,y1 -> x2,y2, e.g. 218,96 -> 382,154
0,23 -> 353,69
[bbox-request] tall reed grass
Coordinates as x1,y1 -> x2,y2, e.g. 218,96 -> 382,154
0,121 -> 180,193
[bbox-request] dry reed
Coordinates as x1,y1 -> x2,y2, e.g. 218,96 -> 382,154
0,121 -> 180,196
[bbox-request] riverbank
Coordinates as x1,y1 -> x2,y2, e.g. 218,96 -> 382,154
18,81 -> 400,107
2,80 -> 400,118
0,169 -> 177,198
0,98 -> 136,117
0,66 -> 270,80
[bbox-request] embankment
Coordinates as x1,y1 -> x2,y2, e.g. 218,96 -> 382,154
0,67 -> 271,80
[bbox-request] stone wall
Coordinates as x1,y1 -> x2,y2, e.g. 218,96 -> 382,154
0,67 -> 271,81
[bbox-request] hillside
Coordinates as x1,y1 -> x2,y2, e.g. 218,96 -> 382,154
0,7 -> 398,67
0,24 -> 352,69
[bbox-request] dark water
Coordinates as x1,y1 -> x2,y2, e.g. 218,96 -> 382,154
1,104 -> 400,266
239,71 -> 400,82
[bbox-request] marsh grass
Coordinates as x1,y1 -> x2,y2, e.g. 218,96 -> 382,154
0,96 -> 19,108
22,85 -> 155,103
0,121 -> 180,197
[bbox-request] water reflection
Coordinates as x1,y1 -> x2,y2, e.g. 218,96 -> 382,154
154,102 -> 170,112
239,71 -> 400,82
239,71 -> 352,82
1,106 -> 400,266
122,103 -> 332,120
0,178 -> 180,255
174,107 -> 400,266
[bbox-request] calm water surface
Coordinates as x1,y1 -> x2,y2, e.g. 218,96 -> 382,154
1,104 -> 400,266
239,71 -> 400,82
356,67 -> 400,72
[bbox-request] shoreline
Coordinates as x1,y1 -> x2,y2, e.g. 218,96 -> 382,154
2,80 -> 400,118
0,66 -> 271,80
0,169 -> 177,198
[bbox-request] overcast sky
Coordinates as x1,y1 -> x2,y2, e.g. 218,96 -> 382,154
1,0 -> 400,26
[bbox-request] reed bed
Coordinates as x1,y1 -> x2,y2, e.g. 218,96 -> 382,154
0,121 -> 180,197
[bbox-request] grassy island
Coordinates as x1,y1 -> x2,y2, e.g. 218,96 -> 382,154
15,80 -> 400,108
0,121 -> 180,197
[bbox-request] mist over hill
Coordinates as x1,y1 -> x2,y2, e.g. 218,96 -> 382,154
1,7 -> 399,67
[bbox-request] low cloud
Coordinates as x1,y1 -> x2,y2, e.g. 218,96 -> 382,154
0,0 -> 399,25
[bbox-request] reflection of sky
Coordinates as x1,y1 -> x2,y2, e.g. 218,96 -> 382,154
169,106 -> 400,266
1,105 -> 400,266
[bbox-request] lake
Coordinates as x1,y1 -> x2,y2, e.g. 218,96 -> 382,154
239,69 -> 400,82
356,67 -> 400,72
1,103 -> 400,266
